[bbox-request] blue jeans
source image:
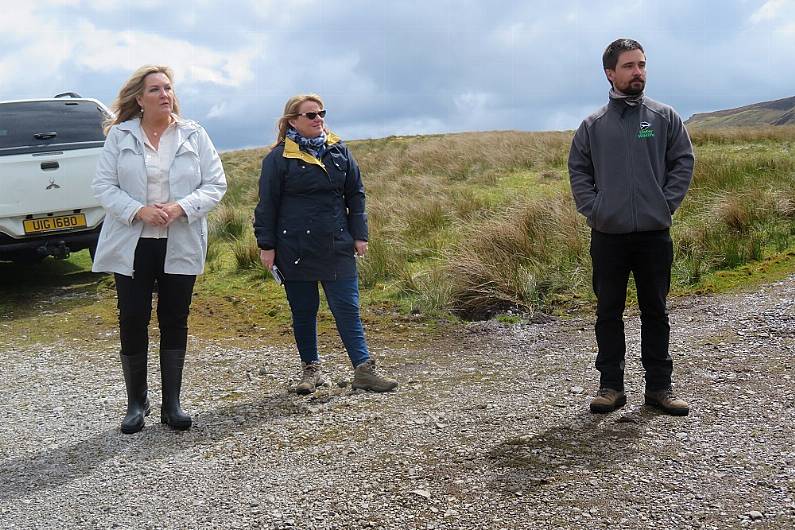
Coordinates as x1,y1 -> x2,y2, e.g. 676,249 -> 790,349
284,277 -> 370,367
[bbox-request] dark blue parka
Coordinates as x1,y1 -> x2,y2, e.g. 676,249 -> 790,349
253,132 -> 368,281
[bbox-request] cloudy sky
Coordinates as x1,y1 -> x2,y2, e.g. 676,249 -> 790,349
1,0 -> 793,150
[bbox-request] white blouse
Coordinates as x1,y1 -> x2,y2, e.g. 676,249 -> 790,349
140,121 -> 178,238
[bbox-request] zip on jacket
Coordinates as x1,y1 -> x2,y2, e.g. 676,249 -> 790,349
568,96 -> 695,235
91,118 -> 227,276
253,133 -> 367,282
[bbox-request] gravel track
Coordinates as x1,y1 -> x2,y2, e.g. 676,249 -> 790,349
1,276 -> 793,529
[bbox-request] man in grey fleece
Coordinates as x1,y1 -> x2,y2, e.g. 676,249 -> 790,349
568,38 -> 695,416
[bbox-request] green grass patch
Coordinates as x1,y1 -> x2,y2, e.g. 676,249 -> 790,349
676,248 -> 795,295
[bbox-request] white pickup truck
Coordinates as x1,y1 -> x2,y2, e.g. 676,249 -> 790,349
0,93 -> 111,262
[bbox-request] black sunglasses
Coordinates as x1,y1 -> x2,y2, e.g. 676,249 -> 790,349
295,110 -> 326,120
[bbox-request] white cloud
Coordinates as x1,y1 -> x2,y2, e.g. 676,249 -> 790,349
0,8 -> 259,96
0,9 -> 76,94
4,1 -> 795,150
248,0 -> 320,25
70,21 -> 257,87
454,91 -> 494,113
338,116 -> 448,141
206,101 -> 228,119
80,0 -> 162,10
750,0 -> 790,23
0,5 -> 43,35
751,0 -> 795,35
543,105 -> 602,131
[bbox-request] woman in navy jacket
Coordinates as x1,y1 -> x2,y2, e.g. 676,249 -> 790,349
254,94 -> 397,395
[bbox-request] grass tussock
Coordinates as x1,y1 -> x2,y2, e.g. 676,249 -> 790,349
230,229 -> 261,271
446,196 -> 589,318
210,203 -> 250,241
206,127 -> 795,319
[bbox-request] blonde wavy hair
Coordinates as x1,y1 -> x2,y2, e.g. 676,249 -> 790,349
103,65 -> 180,134
271,93 -> 327,148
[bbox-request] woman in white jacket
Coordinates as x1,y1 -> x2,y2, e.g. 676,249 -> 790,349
92,65 -> 226,434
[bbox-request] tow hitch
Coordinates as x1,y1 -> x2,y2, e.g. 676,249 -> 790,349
37,240 -> 70,259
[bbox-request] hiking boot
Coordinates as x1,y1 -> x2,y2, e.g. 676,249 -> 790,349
351,359 -> 398,392
644,388 -> 689,416
589,387 -> 627,413
296,362 -> 324,395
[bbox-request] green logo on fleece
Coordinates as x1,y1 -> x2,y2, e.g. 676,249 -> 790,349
637,121 -> 655,139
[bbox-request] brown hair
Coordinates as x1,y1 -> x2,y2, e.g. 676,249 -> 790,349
103,65 -> 180,134
271,93 -> 327,148
602,39 -> 644,70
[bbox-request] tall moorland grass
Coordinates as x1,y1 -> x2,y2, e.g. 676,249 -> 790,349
210,127 -> 795,318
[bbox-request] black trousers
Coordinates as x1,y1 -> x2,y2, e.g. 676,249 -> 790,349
590,229 -> 674,392
114,238 -> 196,356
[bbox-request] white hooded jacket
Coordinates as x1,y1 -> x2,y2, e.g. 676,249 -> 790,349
91,118 -> 227,276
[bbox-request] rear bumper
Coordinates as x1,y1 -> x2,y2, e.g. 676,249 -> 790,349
0,225 -> 101,258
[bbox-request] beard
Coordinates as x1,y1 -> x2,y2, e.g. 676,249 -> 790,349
622,79 -> 646,95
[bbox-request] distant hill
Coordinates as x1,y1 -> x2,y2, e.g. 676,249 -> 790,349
685,96 -> 795,128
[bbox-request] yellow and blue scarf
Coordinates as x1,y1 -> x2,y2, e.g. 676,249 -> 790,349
286,128 -> 328,158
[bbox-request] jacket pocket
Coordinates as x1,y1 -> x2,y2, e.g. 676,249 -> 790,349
196,216 -> 208,259
161,218 -> 205,274
170,151 -> 201,199
302,221 -> 333,257
636,180 -> 673,231
277,219 -> 334,264
327,152 -> 348,184
334,225 -> 355,257
589,189 -> 634,233
283,162 -> 322,194
589,192 -> 604,229
276,222 -> 304,266
117,148 -> 143,196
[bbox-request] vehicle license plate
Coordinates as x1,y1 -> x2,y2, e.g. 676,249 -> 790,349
23,213 -> 87,234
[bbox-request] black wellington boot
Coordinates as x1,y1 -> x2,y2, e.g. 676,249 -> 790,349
160,349 -> 192,430
120,353 -> 151,434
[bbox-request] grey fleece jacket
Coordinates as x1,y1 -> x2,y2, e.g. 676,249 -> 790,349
568,96 -> 694,234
